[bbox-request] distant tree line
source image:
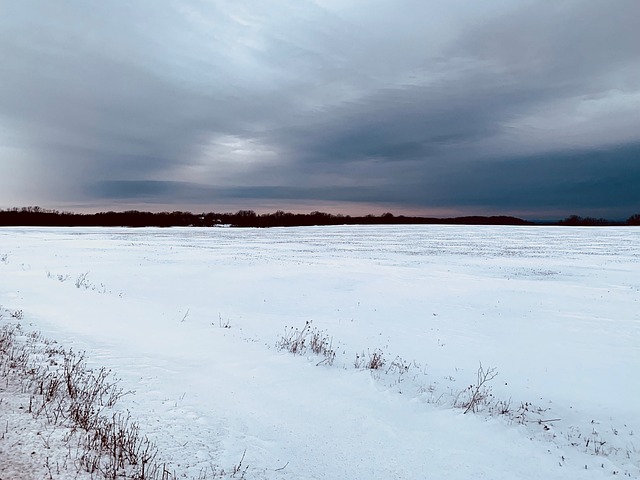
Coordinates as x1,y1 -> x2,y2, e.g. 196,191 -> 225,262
558,214 -> 640,226
0,207 -> 534,227
0,207 -> 637,227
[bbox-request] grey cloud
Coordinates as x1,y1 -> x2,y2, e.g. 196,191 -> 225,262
93,180 -> 382,204
1,1 -> 639,219
403,143 -> 640,216
92,143 -> 640,220
452,1 -> 640,82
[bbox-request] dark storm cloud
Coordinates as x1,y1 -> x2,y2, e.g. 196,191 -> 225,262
93,180 -> 382,205
269,74 -> 544,164
270,1 -> 640,166
410,144 -> 640,214
1,1 -> 639,218
93,142 -> 640,220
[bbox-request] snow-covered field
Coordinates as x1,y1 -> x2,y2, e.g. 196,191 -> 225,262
1,225 -> 639,479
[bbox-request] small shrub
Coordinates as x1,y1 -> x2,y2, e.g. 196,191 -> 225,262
386,355 -> 410,375
276,322 -> 310,355
354,349 -> 385,370
231,449 -> 248,479
490,398 -> 513,417
0,325 -> 183,479
75,272 -> 90,289
218,313 -> 231,329
366,349 -> 385,370
276,321 -> 336,366
309,328 -> 336,366
455,362 -> 498,414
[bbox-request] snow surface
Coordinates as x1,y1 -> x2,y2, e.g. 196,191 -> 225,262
1,225 -> 639,479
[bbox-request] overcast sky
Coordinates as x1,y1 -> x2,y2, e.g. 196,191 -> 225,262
1,1 -> 639,219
